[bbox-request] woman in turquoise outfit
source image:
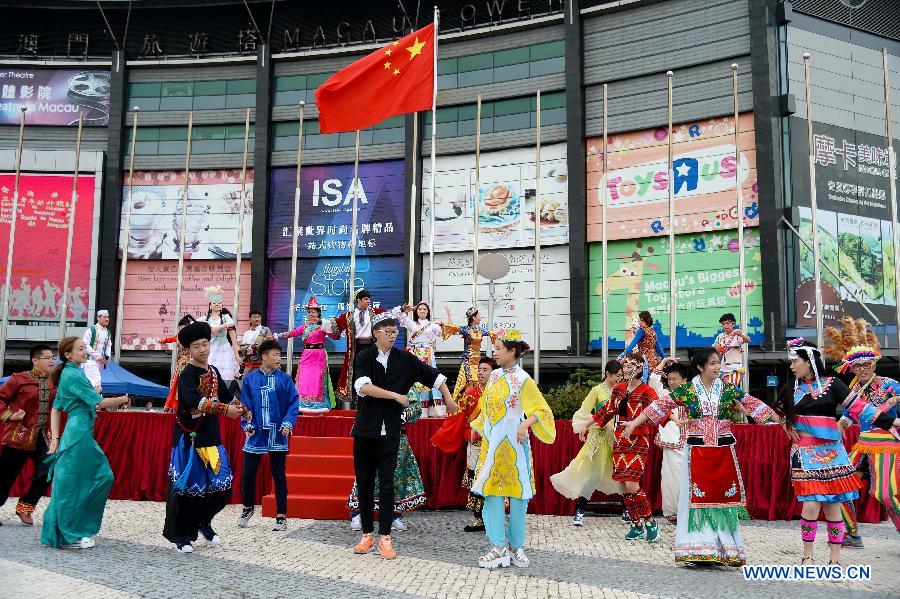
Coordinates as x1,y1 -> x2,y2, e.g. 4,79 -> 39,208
41,336 -> 129,549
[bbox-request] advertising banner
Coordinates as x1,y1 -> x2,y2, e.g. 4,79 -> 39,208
267,255 -> 406,352
588,229 -> 764,349
120,260 -> 251,350
420,143 -> 569,252
119,170 -> 253,260
268,160 -> 406,258
586,113 -> 759,241
790,118 -> 898,325
0,173 -> 96,325
422,246 -> 571,352
0,68 -> 110,126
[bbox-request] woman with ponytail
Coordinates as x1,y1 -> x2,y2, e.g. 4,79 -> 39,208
41,336 -> 129,549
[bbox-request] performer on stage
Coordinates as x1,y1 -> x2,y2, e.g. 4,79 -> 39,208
334,289 -> 386,406
550,360 -> 623,527
350,313 -> 455,560
775,338 -> 860,565
593,350 -> 660,543
82,309 -> 112,392
160,314 -> 196,413
163,321 -> 247,553
199,286 -> 240,387
656,359 -> 691,525
0,344 -> 56,526
41,336 -> 129,549
237,340 -> 299,532
618,311 -> 665,370
395,301 -> 445,417
432,356 -> 497,532
274,297 -> 340,414
624,347 -> 779,566
472,329 -> 555,569
713,313 -> 750,388
441,306 -> 495,403
823,318 -> 900,544
239,309 -> 273,375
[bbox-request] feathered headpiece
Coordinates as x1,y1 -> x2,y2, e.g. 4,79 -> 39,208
824,316 -> 880,374
204,285 -> 224,302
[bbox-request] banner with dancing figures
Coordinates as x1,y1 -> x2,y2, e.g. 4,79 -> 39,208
586,112 -> 759,241
422,246 -> 572,352
0,68 -> 111,126
420,143 -> 569,252
0,173 -> 97,326
588,230 -> 764,349
119,170 -> 253,260
267,160 -> 406,258
267,255 -> 407,352
790,118 -> 899,325
119,260 -> 251,350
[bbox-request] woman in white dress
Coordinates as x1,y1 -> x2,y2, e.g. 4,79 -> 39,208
394,301 -> 445,417
199,286 -> 240,385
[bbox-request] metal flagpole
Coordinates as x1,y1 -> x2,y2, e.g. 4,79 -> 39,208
171,111 -> 194,376
534,90 -> 542,384
114,107 -> 140,363
428,6 -> 439,308
407,114 -> 418,304
59,112 -> 84,339
731,64 -> 748,390
473,95 -> 481,308
0,107 -> 27,377
232,108 -> 251,335
287,102 -> 305,373
803,53 -> 824,348
349,129 -> 361,302
883,48 -> 900,364
601,83 -> 609,367
666,71 -> 676,357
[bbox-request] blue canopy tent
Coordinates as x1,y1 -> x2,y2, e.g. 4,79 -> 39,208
0,361 -> 169,398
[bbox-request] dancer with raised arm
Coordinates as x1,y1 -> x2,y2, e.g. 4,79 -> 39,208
274,297 -> 340,414
442,306 -> 494,403
618,311 -> 665,370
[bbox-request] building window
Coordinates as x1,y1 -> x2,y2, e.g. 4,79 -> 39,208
126,78 -> 257,112
125,124 -> 256,155
271,115 -> 404,151
423,91 -> 565,139
436,40 -> 564,90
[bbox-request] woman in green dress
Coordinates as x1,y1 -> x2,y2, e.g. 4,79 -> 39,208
41,335 -> 129,549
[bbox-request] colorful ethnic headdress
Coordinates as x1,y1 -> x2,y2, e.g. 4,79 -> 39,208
465,306 -> 479,319
787,337 -> 822,391
204,285 -> 224,303
823,316 -> 880,374
304,296 -> 322,310
372,311 -> 396,328
495,328 -> 522,343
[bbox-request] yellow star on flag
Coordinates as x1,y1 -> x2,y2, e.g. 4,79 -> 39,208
406,37 -> 426,60
393,68 -> 400,76
384,61 -> 391,69
385,48 -> 392,56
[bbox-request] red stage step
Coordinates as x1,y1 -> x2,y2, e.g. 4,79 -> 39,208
262,434 -> 355,520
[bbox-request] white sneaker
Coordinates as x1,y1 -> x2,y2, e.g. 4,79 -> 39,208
237,506 -> 255,528
512,547 -> 530,568
392,516 -> 408,531
478,546 -> 510,569
573,511 -> 585,526
62,537 -> 95,550
208,534 -> 221,546
351,514 -> 362,530
175,542 -> 193,553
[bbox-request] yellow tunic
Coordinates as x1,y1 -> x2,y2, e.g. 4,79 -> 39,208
471,365 -> 556,500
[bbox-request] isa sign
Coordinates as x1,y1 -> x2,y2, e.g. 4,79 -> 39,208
268,160 -> 406,259
0,68 -> 110,126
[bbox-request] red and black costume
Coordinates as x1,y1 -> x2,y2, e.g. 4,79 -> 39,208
592,380 -> 659,522
0,370 -> 56,521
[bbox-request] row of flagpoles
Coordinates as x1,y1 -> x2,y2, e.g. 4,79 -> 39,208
0,19 -> 897,382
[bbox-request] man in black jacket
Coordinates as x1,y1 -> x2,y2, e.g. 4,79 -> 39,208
351,312 -> 456,559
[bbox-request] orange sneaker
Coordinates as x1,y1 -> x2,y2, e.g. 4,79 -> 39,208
378,535 -> 397,559
353,533 -> 375,554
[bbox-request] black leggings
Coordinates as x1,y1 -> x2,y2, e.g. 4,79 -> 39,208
242,451 -> 288,515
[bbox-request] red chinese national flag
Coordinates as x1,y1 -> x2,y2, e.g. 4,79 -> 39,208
315,23 -> 435,134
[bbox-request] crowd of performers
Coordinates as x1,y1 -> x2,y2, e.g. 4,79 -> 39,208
0,297 -> 897,571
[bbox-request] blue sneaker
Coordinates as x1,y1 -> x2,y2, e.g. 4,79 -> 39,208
646,520 -> 660,544
624,523 -> 645,540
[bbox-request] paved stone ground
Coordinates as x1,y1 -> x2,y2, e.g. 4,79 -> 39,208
0,500 -> 897,598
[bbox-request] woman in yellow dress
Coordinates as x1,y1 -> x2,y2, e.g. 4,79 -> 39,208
442,306 -> 495,403
471,329 -> 556,569
550,360 -> 624,525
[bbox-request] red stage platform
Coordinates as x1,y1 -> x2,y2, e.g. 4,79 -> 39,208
6,411 -> 888,523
